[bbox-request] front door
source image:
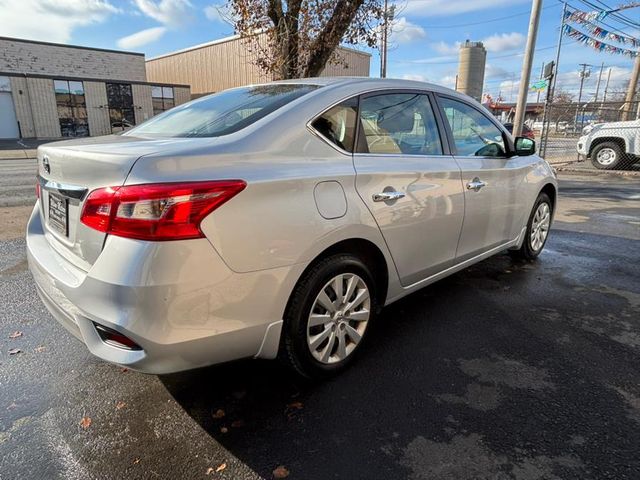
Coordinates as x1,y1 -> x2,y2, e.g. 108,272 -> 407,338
437,95 -> 529,262
353,92 -> 465,286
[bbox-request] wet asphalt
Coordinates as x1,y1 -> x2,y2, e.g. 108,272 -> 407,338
0,172 -> 639,480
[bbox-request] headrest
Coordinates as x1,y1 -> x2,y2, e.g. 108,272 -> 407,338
378,109 -> 415,134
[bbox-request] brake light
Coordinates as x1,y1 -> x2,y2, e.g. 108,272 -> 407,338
81,180 -> 246,241
36,180 -> 41,199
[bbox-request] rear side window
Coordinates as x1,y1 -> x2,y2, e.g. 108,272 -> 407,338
311,97 -> 358,152
357,93 -> 443,155
126,84 -> 318,138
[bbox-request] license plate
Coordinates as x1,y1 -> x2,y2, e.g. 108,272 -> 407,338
48,194 -> 69,236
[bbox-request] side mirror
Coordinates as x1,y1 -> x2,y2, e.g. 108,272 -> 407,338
514,136 -> 536,156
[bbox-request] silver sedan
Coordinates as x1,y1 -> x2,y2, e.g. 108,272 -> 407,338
27,78 -> 557,378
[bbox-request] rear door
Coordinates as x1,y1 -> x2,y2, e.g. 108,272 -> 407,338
353,91 -> 465,286
436,95 -> 529,262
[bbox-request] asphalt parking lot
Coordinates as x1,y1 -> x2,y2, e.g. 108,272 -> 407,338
1,158 -> 639,479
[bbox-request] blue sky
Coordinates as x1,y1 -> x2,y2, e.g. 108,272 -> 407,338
0,0 -> 637,101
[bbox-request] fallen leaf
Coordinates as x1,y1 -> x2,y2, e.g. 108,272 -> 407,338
34,345 -> 46,353
9,331 -> 23,339
286,401 -> 303,410
212,408 -> 225,419
216,463 -> 226,473
273,465 -> 290,478
115,401 -> 126,410
79,416 -> 92,429
205,467 -> 215,475
220,427 -> 228,434
132,458 -> 140,465
8,348 -> 21,355
120,367 -> 129,373
231,419 -> 245,428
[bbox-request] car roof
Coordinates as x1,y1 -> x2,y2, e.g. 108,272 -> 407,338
262,76 -> 461,96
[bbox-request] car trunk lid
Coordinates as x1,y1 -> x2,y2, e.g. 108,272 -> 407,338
36,135 -> 196,270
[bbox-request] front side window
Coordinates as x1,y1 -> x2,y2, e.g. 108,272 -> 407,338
311,97 -> 358,152
440,97 -> 506,157
358,93 -> 443,155
127,84 -> 318,138
152,86 -> 175,116
54,79 -> 89,137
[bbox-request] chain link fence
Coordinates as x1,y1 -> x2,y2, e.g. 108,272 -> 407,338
536,100 -> 640,171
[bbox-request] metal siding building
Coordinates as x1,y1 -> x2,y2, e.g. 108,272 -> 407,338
146,35 -> 371,97
0,37 -> 190,139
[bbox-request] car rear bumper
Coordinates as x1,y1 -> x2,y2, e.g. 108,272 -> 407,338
26,204 -> 299,374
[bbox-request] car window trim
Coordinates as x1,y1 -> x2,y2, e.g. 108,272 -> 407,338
353,89 -> 451,157
434,93 -> 516,158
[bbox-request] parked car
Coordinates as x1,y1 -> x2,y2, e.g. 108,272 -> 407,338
577,119 -> 640,170
502,122 -> 535,140
28,78 -> 557,379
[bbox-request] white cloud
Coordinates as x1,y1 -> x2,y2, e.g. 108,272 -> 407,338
132,0 -> 193,27
117,26 -> 167,49
404,0 -> 529,17
390,17 -> 426,45
204,3 -> 237,24
432,40 -> 461,56
485,63 -> 510,79
0,0 -> 119,43
483,32 -> 525,53
402,74 -> 428,82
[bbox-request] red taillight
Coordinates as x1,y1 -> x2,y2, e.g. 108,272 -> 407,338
81,180 -> 246,241
36,180 -> 41,199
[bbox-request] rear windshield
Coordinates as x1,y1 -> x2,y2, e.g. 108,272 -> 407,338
125,84 -> 319,138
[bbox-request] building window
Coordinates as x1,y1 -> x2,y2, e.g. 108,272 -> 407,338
152,86 -> 174,116
54,80 -> 89,137
106,83 -> 135,133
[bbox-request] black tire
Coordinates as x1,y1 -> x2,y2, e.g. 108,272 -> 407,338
279,253 -> 378,379
591,141 -> 626,170
509,192 -> 552,261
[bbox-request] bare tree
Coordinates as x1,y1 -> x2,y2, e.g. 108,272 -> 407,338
228,0 -> 384,79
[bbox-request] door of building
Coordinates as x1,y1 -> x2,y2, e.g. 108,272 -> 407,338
0,78 -> 20,139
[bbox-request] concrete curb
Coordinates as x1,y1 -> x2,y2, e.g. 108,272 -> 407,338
556,165 -> 640,178
0,150 -> 37,160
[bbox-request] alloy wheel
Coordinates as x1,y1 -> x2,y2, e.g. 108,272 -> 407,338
530,202 -> 551,252
307,273 -> 370,364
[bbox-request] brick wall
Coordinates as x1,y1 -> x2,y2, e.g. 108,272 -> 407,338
0,37 -> 146,82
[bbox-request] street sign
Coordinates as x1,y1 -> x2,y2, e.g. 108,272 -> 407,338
531,80 -> 549,92
543,61 -> 555,80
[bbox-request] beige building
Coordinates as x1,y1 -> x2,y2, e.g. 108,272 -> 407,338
146,34 -> 371,97
0,36 -> 190,139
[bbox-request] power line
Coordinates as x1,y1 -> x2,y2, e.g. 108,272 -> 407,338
411,3 -> 560,29
576,0 -> 640,28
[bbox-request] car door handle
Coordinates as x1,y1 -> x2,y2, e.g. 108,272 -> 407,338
372,191 -> 406,202
466,178 -> 487,192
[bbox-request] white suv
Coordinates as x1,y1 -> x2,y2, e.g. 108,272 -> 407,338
577,119 -> 640,170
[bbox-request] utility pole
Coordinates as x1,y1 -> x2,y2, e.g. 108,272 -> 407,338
379,0 -> 395,78
603,67 -> 612,102
594,61 -> 605,103
513,0 -> 544,137
621,54 -> 640,121
575,64 -> 591,130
